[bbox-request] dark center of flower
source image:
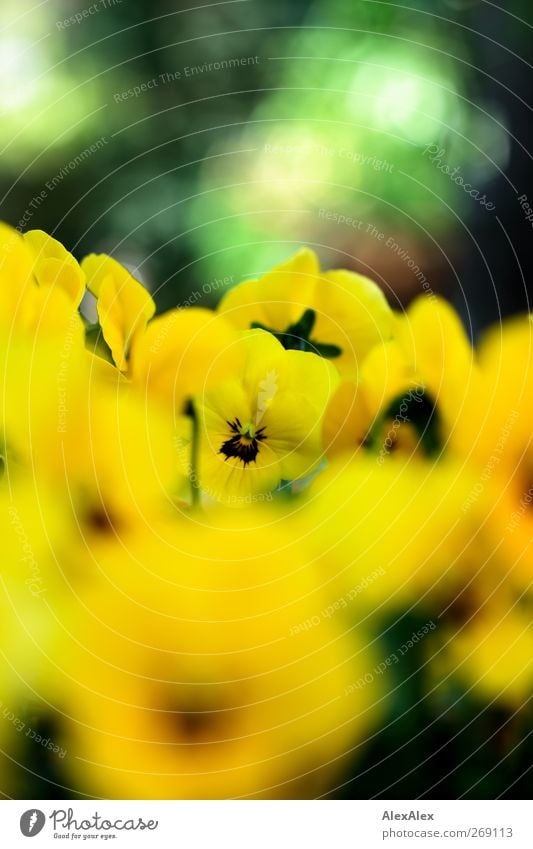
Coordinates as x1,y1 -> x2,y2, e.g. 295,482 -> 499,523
219,417 -> 267,465
84,502 -> 119,535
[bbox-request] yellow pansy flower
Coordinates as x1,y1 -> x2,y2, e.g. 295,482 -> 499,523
323,340 -> 425,459
218,248 -> 393,376
197,329 -> 338,502
323,295 -> 476,460
55,510 -> 383,799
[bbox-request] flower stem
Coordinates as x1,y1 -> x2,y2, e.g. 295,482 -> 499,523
185,399 -> 201,508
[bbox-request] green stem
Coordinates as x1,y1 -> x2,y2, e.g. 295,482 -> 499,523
185,399 -> 201,508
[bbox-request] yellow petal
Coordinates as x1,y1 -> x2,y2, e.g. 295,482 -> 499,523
312,269 -> 393,376
281,347 -> 339,414
23,229 -> 85,306
359,339 -> 418,418
438,602 -> 533,708
305,455 -> 490,614
199,438 -> 282,503
20,285 -> 85,343
0,222 -> 35,326
323,379 -> 371,457
394,295 -> 476,430
217,276 -> 269,330
265,390 -> 326,480
81,254 -> 155,371
218,248 -> 319,331
131,307 -> 242,410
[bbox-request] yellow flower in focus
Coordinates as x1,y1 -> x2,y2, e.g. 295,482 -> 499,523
55,510 -> 383,799
218,248 -> 393,376
197,330 -> 338,502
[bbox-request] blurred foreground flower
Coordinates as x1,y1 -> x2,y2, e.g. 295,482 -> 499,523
53,511 -> 383,799
451,315 -> 533,596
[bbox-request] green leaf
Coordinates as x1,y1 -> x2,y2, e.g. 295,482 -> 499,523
251,311 -> 342,359
313,342 -> 342,358
287,308 -> 316,340
85,323 -> 114,365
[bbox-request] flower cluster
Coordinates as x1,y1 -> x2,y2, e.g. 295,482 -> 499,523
0,224 -> 531,798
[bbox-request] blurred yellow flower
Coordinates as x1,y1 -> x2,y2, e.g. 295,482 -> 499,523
323,341 -> 426,459
1,329 -> 180,537
0,308 -> 86,476
0,222 -> 34,322
197,330 -> 338,502
218,248 -> 393,376
0,223 -> 85,333
451,314 -> 533,593
55,510 -> 383,799
57,381 -> 183,540
432,597 -> 533,709
302,455 -> 494,617
0,473 -> 84,795
0,478 -> 72,704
